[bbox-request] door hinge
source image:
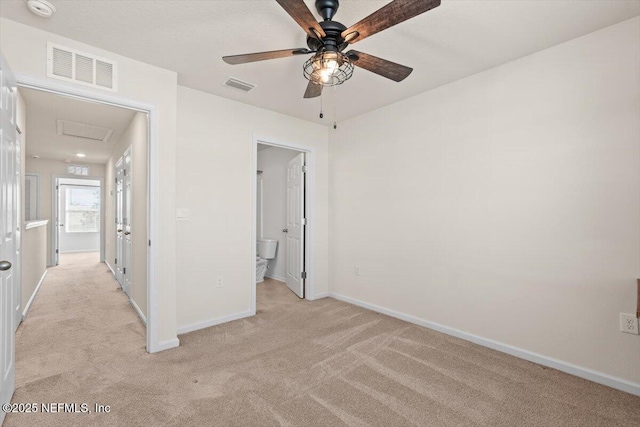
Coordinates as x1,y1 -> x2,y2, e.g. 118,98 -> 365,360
301,271 -> 307,279
115,258 -> 117,265
148,240 -> 151,247
123,268 -> 126,275
56,249 -> 59,254
301,218 -> 307,225
56,185 -> 59,190
302,165 -> 307,173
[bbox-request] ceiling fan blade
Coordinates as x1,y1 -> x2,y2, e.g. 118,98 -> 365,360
275,0 -> 326,39
342,0 -> 441,44
304,81 -> 323,98
223,48 -> 312,65
347,50 -> 413,82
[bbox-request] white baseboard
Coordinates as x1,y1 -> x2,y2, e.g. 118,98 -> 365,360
265,274 -> 286,283
153,338 -> 180,353
309,292 -> 329,300
177,310 -> 253,335
104,260 -> 116,277
129,297 -> 147,326
329,292 -> 640,397
59,249 -> 100,254
22,270 -> 47,319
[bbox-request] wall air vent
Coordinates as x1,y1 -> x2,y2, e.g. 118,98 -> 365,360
224,77 -> 256,92
56,119 -> 114,142
47,42 -> 118,92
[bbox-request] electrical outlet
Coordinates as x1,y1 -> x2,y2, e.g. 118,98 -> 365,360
354,265 -> 360,276
216,275 -> 223,288
620,313 -> 639,335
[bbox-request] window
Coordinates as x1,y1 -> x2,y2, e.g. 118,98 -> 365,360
65,186 -> 100,233
67,164 -> 89,176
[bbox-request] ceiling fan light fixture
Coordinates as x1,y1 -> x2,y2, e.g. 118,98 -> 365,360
303,51 -> 353,87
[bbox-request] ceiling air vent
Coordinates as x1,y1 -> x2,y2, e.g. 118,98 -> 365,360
224,77 -> 256,92
47,43 -> 117,91
56,120 -> 114,142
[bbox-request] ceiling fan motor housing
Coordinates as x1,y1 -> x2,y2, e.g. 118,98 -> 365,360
315,0 -> 340,21
307,20 -> 347,52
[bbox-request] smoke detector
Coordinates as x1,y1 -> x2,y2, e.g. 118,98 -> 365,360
27,0 -> 56,18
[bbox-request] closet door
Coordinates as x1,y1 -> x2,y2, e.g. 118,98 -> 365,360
122,150 -> 132,297
115,157 -> 124,287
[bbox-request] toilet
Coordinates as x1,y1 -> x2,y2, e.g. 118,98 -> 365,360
256,238 -> 278,283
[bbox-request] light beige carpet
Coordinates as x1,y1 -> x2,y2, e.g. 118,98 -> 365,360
5,253 -> 640,426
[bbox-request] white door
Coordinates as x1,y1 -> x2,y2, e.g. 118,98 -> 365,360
285,153 -> 305,298
115,157 -> 124,287
53,178 -> 61,266
0,53 -> 18,425
13,132 -> 21,331
122,151 -> 132,296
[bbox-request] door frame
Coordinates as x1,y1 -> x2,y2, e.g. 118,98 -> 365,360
251,136 -> 318,314
15,73 -> 161,353
51,176 -> 104,265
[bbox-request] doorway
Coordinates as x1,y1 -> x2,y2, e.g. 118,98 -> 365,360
14,82 -> 152,345
252,138 -> 317,313
52,177 -> 103,266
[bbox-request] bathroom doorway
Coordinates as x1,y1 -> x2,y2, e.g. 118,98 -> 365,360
252,138 -> 317,312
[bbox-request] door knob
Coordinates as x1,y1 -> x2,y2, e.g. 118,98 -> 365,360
282,228 -> 288,233
124,231 -> 131,235
0,260 -> 12,271
117,229 -> 123,233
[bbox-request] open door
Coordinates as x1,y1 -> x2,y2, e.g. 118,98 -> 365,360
0,53 -> 18,425
285,153 -> 305,298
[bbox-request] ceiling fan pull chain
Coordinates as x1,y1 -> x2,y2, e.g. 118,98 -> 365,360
333,86 -> 337,129
319,91 -> 324,119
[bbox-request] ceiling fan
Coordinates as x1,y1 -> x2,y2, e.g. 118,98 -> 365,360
222,0 -> 441,99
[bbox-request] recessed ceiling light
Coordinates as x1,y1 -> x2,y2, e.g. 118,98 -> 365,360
26,0 -> 56,18
76,153 -> 86,158
31,155 -> 40,159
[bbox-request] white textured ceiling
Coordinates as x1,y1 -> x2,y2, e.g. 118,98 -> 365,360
21,87 -> 136,164
2,1 -> 639,125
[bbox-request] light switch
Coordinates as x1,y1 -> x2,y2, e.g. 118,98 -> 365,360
176,208 -> 190,219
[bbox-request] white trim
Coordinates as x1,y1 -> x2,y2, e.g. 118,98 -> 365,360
309,292 -> 329,300
59,249 -> 100,254
329,292 -> 640,397
155,338 -> 179,352
129,298 -> 147,326
22,270 -> 47,319
252,136 -> 317,315
15,72 -> 162,354
24,220 -> 48,230
264,274 -> 286,283
177,310 -> 253,335
51,175 -> 104,265
104,260 -> 116,277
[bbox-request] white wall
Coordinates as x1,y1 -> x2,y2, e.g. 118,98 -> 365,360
329,17 -> 640,385
176,86 -> 329,332
105,112 -> 148,317
1,18 -> 178,347
257,146 -> 300,281
24,158 -> 105,265
21,223 -> 47,314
